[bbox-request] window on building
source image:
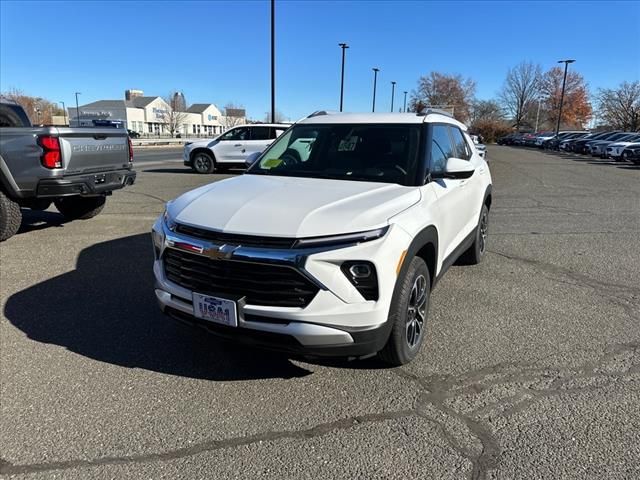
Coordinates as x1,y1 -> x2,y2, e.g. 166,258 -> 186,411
148,123 -> 153,133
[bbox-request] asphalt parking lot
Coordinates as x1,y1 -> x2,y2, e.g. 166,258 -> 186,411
1,146 -> 639,479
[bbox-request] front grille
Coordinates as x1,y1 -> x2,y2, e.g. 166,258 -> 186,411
175,224 -> 296,249
163,248 -> 318,308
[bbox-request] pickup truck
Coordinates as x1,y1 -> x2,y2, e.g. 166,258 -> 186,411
0,99 -> 136,241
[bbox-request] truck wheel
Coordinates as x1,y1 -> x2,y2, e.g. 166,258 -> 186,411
192,152 -> 215,174
0,190 -> 22,241
54,196 -> 106,220
378,256 -> 431,366
459,204 -> 489,265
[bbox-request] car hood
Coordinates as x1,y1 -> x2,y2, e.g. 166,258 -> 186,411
168,174 -> 421,238
186,138 -> 219,150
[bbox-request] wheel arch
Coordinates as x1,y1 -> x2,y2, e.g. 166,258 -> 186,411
400,225 -> 439,289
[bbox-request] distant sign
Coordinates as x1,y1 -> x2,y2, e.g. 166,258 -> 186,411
225,108 -> 245,118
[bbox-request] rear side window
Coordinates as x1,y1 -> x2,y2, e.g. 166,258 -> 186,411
450,127 -> 472,160
250,127 -> 271,140
430,125 -> 454,174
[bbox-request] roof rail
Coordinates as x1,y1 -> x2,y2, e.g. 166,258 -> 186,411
416,108 -> 454,118
306,110 -> 338,118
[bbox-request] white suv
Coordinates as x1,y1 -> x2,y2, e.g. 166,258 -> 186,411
184,123 -> 290,173
153,111 -> 492,365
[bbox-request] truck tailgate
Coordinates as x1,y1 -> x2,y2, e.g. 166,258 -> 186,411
56,128 -> 131,175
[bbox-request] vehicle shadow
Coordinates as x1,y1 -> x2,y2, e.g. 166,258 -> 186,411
17,209 -> 70,235
4,233 -> 312,381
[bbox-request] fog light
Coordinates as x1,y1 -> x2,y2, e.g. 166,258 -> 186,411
341,261 -> 378,301
349,263 -> 372,279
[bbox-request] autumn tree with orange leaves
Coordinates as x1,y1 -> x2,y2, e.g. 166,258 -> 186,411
539,67 -> 592,129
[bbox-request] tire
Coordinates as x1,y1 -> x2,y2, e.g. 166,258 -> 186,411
0,190 -> 22,241
378,256 -> 431,366
54,196 -> 106,220
459,204 -> 489,265
192,151 -> 215,174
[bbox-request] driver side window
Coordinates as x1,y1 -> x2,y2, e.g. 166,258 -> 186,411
221,127 -> 249,141
430,125 -> 454,175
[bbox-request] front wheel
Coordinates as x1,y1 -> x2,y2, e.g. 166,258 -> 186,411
192,152 -> 215,174
378,256 -> 431,366
54,196 -> 106,220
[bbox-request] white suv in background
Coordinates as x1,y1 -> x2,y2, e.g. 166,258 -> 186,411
184,123 -> 290,173
154,110 -> 492,365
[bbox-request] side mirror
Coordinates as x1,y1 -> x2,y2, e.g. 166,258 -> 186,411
245,151 -> 261,168
445,157 -> 475,179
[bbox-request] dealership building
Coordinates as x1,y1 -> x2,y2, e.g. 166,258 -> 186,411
68,90 -> 241,136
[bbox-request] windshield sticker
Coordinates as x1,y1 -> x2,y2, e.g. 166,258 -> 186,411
338,136 -> 359,152
262,158 -> 283,168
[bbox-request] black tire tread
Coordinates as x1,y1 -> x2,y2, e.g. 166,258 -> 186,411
0,190 -> 22,241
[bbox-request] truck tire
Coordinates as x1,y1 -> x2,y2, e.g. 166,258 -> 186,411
192,152 -> 215,174
0,190 -> 22,241
54,196 -> 106,220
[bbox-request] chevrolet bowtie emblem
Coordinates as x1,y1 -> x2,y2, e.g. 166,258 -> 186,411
203,244 -> 239,260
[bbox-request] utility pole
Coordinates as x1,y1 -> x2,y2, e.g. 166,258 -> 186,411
390,81 -> 396,112
403,91 -> 408,112
338,43 -> 349,112
372,68 -> 380,112
535,98 -> 541,132
270,0 -> 275,123
75,92 -> 81,126
556,59 -> 575,136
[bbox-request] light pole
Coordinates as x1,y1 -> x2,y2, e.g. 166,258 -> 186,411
270,0 -> 275,123
534,98 -> 542,132
338,43 -> 349,112
372,68 -> 380,112
555,59 -> 575,136
74,92 -> 81,126
403,91 -> 408,112
60,101 -> 67,125
390,81 -> 396,112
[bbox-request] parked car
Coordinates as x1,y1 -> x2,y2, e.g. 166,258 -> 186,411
184,123 -> 290,173
562,133 -> 596,152
0,99 -> 136,241
152,110 -> 492,365
541,131 -> 588,150
127,129 -> 141,138
606,135 -> 640,161
469,134 -> 487,161
621,143 -> 640,165
572,131 -> 621,154
589,132 -> 637,157
497,133 -> 518,145
531,131 -> 554,148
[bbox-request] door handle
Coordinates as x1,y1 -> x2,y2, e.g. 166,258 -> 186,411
234,144 -> 242,147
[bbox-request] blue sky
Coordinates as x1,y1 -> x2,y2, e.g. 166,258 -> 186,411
1,0 -> 638,120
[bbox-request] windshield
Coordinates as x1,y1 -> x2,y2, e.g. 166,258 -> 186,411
246,123 -> 421,186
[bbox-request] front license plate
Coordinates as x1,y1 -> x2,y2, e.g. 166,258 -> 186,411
193,293 -> 238,327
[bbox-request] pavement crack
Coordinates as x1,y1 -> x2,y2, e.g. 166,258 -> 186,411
0,410 -> 415,476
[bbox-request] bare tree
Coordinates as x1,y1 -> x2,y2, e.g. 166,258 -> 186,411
162,91 -> 189,137
498,62 -> 542,130
409,72 -> 476,122
262,110 -> 287,123
2,88 -> 64,125
222,103 -> 246,130
596,81 -> 640,131
470,99 -> 504,124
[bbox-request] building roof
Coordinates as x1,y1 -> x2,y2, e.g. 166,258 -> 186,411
79,100 -> 127,109
128,96 -> 160,108
187,103 -> 214,113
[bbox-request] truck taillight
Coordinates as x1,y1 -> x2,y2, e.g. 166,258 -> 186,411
128,137 -> 134,163
38,135 -> 62,169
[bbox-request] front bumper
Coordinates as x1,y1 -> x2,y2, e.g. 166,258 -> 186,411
36,169 -> 136,197
151,216 -> 410,357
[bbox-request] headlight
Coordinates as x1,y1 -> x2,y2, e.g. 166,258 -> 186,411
293,226 -> 389,249
163,208 -> 177,231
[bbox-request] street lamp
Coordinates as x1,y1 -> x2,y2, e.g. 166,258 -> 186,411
555,59 -> 575,136
74,92 -> 81,126
390,81 -> 396,112
270,0 -> 275,123
338,43 -> 349,112
59,101 -> 67,125
372,68 -> 380,112
403,91 -> 408,113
